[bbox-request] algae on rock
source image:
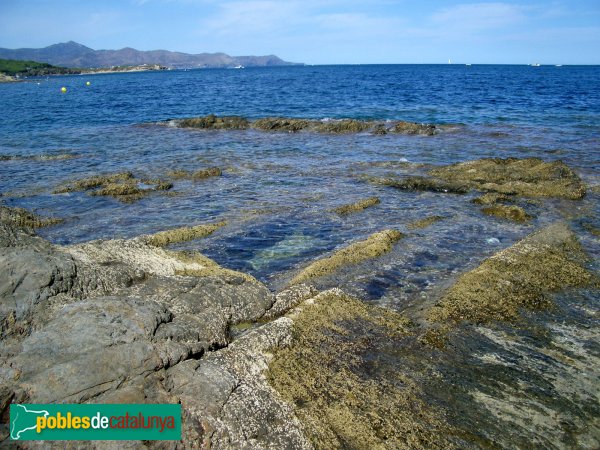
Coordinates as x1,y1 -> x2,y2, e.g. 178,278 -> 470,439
268,290 -> 455,450
428,223 -> 598,326
0,206 -> 62,228
334,197 -> 380,215
482,204 -> 533,223
291,229 -> 403,284
429,157 -> 586,200
142,221 -> 227,247
407,215 -> 445,230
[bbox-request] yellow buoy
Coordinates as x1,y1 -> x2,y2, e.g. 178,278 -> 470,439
60,87 -> 67,93
86,81 -> 90,86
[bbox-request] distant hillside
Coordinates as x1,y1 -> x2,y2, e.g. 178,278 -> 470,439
0,58 -> 79,76
0,41 -> 302,69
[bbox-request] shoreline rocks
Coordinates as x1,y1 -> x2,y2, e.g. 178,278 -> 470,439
173,114 -> 438,136
290,229 -> 403,285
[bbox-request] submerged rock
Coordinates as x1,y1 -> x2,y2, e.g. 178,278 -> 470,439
291,229 -> 403,284
141,221 -> 227,247
407,215 -> 445,230
471,192 -> 514,205
428,223 -> 598,327
333,196 -> 380,215
429,157 -> 586,199
53,171 -> 171,202
373,176 -> 469,194
193,167 -> 222,179
53,171 -> 134,193
482,204 -> 533,222
0,205 -> 62,228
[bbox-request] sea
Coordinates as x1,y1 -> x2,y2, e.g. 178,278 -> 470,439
1,64 -> 599,303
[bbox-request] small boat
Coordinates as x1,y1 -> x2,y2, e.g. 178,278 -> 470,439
234,65 -> 244,69
555,64 -> 562,67
531,63 -> 541,67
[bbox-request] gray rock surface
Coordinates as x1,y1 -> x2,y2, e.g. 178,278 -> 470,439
0,208 -> 305,448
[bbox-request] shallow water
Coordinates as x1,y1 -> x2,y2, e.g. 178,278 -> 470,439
1,65 -> 599,301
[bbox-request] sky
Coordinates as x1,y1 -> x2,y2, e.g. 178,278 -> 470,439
1,0 -> 599,65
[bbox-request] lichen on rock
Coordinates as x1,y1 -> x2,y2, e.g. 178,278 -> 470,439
291,229 -> 403,284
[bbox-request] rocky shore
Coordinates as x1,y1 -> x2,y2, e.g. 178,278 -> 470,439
1,154 -> 599,449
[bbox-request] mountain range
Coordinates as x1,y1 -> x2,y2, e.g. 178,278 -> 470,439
0,41 -> 301,69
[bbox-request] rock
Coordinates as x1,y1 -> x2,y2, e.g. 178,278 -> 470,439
0,206 -> 62,228
53,171 -> 171,203
429,157 -> 586,199
428,222 -> 598,327
193,167 -> 222,180
391,121 -> 436,135
267,290 -> 453,449
178,114 -> 250,130
261,284 -> 319,320
314,119 -> 372,134
291,229 -> 403,284
53,171 -> 134,193
471,192 -> 514,205
333,197 -> 380,215
373,176 -> 469,194
482,204 -> 533,222
252,118 -> 311,133
140,221 -> 227,247
407,215 -> 445,230
174,115 -> 437,136
168,317 -> 312,449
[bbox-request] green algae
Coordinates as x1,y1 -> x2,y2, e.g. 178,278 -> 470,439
429,157 -> 586,200
333,197 -> 380,215
428,223 -> 598,327
291,230 -> 403,285
177,114 -> 249,130
482,204 -> 533,223
0,206 -> 62,228
143,221 -> 227,247
407,215 -> 445,230
268,291 -> 456,450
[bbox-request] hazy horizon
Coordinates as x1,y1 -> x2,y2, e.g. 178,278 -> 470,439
1,1 -> 599,65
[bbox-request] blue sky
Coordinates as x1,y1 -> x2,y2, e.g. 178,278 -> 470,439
1,0 -> 599,64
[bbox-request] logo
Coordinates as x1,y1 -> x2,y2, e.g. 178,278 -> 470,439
9,404 -> 181,441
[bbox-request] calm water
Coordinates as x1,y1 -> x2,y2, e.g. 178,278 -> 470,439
1,64 -> 599,302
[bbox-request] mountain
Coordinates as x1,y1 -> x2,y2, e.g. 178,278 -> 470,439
0,41 -> 302,69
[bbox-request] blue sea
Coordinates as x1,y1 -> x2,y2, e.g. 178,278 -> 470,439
1,64 -> 599,302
